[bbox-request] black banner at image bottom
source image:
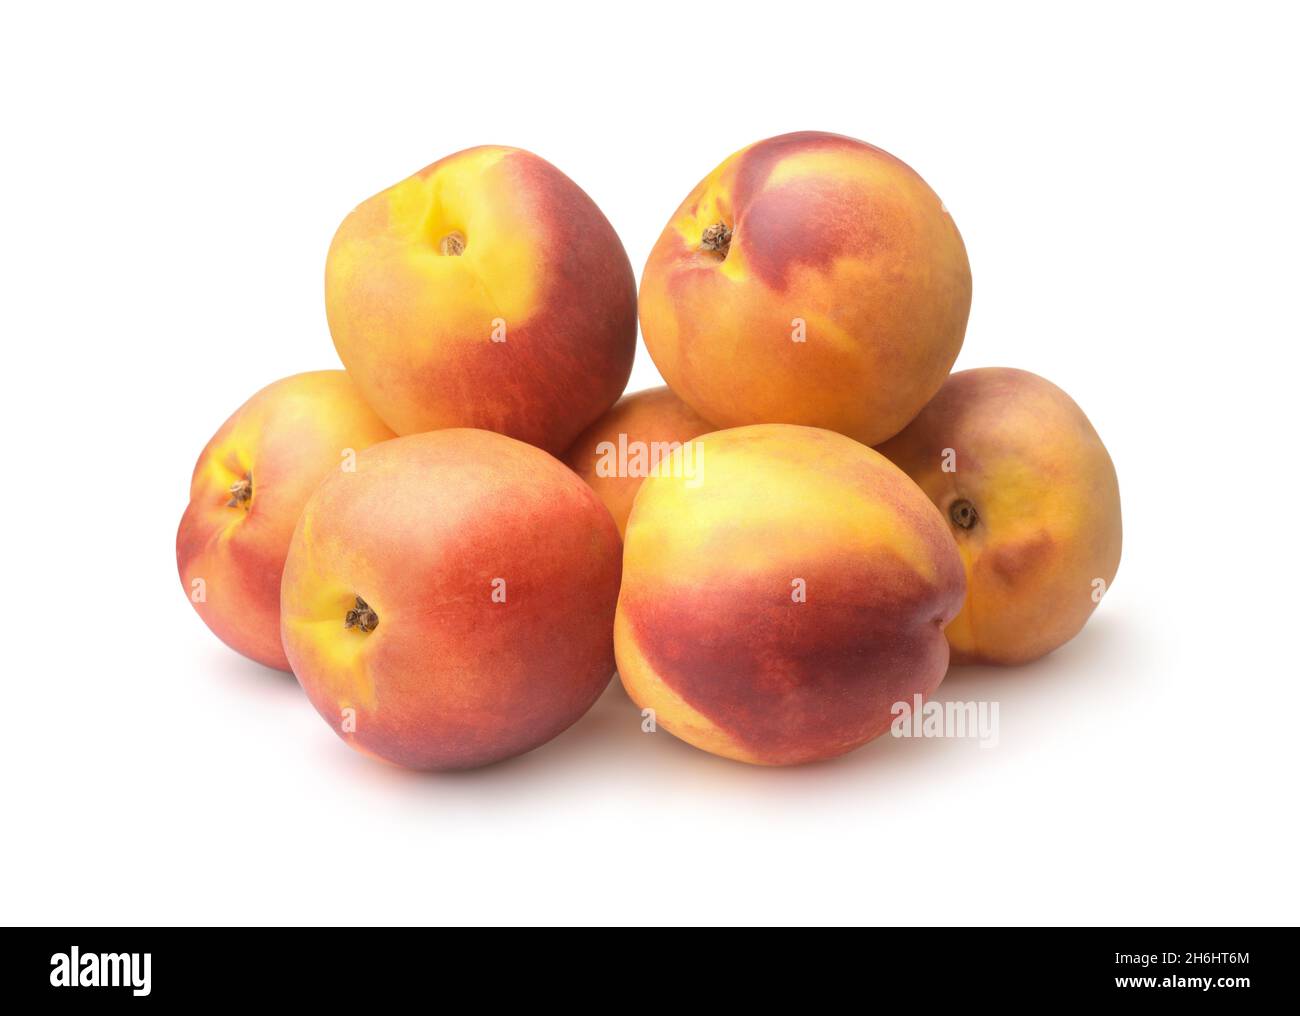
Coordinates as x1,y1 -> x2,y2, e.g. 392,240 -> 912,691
0,927 -> 1280,1004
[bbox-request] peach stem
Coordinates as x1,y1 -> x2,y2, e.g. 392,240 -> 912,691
344,596 -> 379,633
227,474 -> 252,509
949,498 -> 979,529
701,222 -> 732,258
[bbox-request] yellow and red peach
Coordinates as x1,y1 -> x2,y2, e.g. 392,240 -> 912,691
325,145 -> 637,455
639,131 -> 972,447
176,371 -> 396,670
876,368 -> 1122,665
615,424 -> 966,765
562,385 -> 714,537
280,429 -> 623,770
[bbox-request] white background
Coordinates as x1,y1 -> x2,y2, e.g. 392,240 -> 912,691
3,1 -> 1297,926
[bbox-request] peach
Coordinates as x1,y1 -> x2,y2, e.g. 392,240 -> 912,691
325,145 -> 637,455
280,429 -> 622,770
876,368 -> 1122,665
176,371 -> 396,670
615,424 -> 966,765
639,131 -> 972,446
562,385 -> 715,537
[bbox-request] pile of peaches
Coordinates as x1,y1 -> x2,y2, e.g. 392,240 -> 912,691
177,131 -> 1121,770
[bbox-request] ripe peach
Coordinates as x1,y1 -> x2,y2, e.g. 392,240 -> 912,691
562,385 -> 714,537
280,429 -> 622,770
615,424 -> 966,765
325,145 -> 637,455
639,131 -> 972,446
876,368 -> 1122,665
176,371 -> 395,670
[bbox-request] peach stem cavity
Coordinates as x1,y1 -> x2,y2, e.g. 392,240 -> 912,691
227,474 -> 252,509
950,498 -> 979,530
344,596 -> 379,633
438,231 -> 466,256
701,222 -> 732,259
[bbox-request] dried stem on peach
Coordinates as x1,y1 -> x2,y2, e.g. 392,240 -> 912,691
227,474 -> 252,509
949,498 -> 979,529
701,222 -> 732,258
344,596 -> 379,633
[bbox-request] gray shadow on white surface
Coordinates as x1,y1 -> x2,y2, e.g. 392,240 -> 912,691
198,641 -> 303,697
936,608 -> 1146,741
276,608 -> 1147,808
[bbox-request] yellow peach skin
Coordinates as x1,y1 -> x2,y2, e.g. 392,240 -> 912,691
176,371 -> 395,670
640,131 -> 972,447
280,429 -> 623,770
615,424 -> 966,765
876,368 -> 1122,665
325,145 -> 637,455
562,385 -> 714,537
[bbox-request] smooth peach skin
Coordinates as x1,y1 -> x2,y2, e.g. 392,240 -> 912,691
876,368 -> 1122,665
325,145 -> 637,455
639,131 -> 972,447
615,424 -> 966,766
176,371 -> 396,670
561,385 -> 715,537
280,429 -> 622,770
